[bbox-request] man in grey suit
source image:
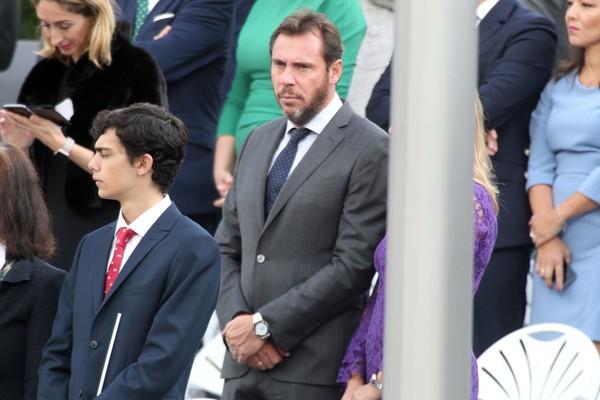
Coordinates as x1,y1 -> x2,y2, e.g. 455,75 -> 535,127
216,10 -> 388,400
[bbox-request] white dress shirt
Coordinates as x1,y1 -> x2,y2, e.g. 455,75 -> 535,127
269,93 -> 343,175
106,195 -> 172,272
476,0 -> 500,25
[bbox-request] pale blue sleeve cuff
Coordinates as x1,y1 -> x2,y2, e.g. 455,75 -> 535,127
578,167 -> 600,204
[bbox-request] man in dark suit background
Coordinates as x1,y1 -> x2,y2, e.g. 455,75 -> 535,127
519,0 -> 570,64
116,0 -> 233,234
0,0 -> 19,71
473,0 -> 556,356
216,10 -> 388,400
366,60 -> 391,133
38,103 -> 220,399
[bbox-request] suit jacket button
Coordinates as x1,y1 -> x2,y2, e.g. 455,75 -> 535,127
89,340 -> 99,349
256,254 -> 266,264
79,390 -> 83,398
524,148 -> 530,157
524,172 -> 528,179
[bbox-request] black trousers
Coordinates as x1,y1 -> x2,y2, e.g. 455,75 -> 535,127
473,245 -> 531,357
222,369 -> 341,400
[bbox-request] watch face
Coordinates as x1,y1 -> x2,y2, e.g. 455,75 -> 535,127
255,321 -> 269,336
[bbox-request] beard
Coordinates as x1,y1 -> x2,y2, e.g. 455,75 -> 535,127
278,78 -> 330,127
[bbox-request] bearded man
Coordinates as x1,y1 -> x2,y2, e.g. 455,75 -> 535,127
215,9 -> 389,400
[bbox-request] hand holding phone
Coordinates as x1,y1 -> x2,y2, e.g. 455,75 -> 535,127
530,249 -> 576,291
2,104 -> 70,126
0,107 -> 36,149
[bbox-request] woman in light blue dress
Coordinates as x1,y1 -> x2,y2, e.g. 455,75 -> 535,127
526,0 -> 600,353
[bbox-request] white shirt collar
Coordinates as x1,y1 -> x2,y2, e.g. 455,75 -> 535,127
285,92 -> 343,135
476,0 -> 500,24
0,243 -> 6,266
115,195 -> 172,238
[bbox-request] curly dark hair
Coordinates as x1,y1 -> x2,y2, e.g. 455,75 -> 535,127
91,103 -> 188,193
0,143 -> 55,260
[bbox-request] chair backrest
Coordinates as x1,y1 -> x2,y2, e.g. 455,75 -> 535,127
477,323 -> 600,400
185,331 -> 225,397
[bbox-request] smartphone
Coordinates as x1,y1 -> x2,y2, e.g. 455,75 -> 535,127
2,104 -> 33,118
530,249 -> 576,290
2,103 -> 70,126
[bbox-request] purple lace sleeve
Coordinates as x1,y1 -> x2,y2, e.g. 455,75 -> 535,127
471,182 -> 498,400
337,236 -> 386,386
336,279 -> 379,385
472,182 -> 498,295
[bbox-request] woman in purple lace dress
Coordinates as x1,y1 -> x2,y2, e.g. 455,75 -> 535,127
337,98 -> 498,400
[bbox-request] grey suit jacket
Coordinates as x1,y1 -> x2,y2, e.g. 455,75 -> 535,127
216,102 -> 388,385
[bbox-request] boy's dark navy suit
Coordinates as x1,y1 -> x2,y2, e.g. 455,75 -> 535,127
116,0 -> 233,228
38,204 -> 220,400
474,0 -> 556,355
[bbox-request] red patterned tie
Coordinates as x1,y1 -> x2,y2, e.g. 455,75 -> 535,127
104,227 -> 136,296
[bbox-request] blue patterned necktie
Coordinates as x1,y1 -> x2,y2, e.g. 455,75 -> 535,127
133,0 -> 149,41
265,127 -> 312,215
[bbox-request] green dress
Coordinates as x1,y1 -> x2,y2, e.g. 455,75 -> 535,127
216,0 -> 366,154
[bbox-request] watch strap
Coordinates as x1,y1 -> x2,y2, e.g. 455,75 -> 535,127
55,137 -> 75,157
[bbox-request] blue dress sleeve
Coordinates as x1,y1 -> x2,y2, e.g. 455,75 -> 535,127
577,167 -> 600,204
526,79 -> 557,191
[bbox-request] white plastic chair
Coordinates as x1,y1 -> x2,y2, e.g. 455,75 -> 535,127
186,313 -> 225,399
477,323 -> 600,400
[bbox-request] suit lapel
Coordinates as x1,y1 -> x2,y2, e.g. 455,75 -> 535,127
98,205 -> 180,311
0,259 -> 32,284
479,0 -> 515,44
254,119 -> 287,228
92,224 -> 117,314
263,103 -> 352,231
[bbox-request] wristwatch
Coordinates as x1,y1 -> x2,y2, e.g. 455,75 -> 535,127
369,373 -> 383,391
252,312 -> 271,339
55,137 -> 75,157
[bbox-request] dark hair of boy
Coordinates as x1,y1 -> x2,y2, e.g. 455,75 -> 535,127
91,103 -> 188,193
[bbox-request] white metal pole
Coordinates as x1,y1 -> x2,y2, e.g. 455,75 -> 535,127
385,0 -> 477,398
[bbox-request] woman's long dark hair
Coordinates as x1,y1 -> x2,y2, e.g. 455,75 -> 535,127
555,47 -> 584,81
0,143 -> 55,260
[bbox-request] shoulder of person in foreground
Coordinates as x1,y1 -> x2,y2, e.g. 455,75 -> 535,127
162,211 -> 221,272
28,257 -> 67,285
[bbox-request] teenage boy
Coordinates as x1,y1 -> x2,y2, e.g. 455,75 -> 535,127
38,103 -> 220,400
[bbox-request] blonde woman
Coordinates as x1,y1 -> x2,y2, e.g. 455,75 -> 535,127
337,97 -> 498,400
0,0 -> 165,268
